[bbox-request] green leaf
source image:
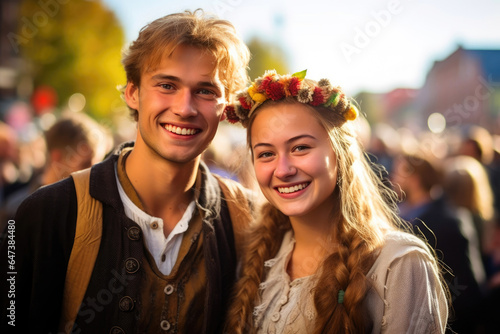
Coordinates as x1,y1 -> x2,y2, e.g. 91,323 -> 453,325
292,69 -> 307,80
326,92 -> 340,107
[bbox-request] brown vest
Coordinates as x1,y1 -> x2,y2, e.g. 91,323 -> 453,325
136,205 -> 206,333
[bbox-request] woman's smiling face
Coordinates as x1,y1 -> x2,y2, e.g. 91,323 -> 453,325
250,102 -> 338,220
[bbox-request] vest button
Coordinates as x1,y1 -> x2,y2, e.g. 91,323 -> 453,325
151,221 -> 159,229
279,295 -> 288,305
127,226 -> 141,240
160,320 -> 171,331
164,284 -> 174,295
118,296 -> 135,312
271,311 -> 280,322
109,326 -> 125,334
124,258 -> 140,273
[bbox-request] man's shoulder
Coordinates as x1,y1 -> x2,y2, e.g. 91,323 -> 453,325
14,177 -> 76,223
210,174 -> 255,259
20,176 -> 76,208
14,176 -> 78,242
213,175 -> 253,201
215,174 -> 246,194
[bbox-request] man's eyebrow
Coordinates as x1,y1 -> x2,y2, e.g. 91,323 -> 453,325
151,74 -> 219,87
151,74 -> 180,82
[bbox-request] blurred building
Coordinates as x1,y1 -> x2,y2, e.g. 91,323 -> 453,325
356,88 -> 419,129
357,46 -> 500,135
413,46 -> 500,133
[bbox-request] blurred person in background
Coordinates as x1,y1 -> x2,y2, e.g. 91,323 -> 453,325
202,124 -> 239,181
443,155 -> 494,274
40,112 -> 112,185
0,121 -> 21,205
489,136 -> 500,279
202,124 -> 259,192
458,125 -> 494,167
367,123 -> 397,176
442,154 -> 500,333
458,125 -> 500,217
392,152 -> 483,334
0,112 -> 112,225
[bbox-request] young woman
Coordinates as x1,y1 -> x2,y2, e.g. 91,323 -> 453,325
224,70 -> 449,333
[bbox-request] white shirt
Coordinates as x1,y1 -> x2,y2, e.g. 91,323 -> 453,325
115,166 -> 196,275
254,230 -> 448,334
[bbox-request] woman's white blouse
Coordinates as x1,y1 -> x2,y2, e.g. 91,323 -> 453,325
253,230 -> 448,333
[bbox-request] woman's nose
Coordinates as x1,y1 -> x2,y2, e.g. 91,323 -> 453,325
274,156 -> 297,179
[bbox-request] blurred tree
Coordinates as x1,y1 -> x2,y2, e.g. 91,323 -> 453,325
16,0 -> 125,119
246,37 -> 290,81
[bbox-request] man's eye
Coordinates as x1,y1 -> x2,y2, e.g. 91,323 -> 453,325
198,89 -> 216,96
159,83 -> 174,90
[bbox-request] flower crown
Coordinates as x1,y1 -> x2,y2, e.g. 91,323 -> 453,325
224,69 -> 358,127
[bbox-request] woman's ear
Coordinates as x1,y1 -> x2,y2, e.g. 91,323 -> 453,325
124,82 -> 139,110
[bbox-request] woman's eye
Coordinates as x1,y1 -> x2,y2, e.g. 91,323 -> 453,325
293,145 -> 309,152
257,152 -> 273,159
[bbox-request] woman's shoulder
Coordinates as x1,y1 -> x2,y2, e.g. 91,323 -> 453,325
368,229 -> 439,286
381,230 -> 431,256
366,230 -> 448,333
368,230 -> 436,279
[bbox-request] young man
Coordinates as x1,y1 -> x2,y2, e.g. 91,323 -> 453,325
0,10 -> 251,333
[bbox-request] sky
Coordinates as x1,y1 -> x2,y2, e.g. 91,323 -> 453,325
102,0 -> 500,96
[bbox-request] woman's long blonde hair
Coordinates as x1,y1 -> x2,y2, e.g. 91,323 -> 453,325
225,88 -> 405,333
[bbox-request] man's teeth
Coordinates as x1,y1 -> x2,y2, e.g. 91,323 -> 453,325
277,183 -> 308,194
165,124 -> 197,135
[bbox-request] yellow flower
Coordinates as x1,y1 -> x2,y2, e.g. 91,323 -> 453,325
248,84 -> 267,103
344,105 -> 358,121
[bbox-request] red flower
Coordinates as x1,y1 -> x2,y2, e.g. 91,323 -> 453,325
224,106 -> 239,124
310,87 -> 324,106
288,77 -> 301,96
239,96 -> 252,110
259,74 -> 274,91
266,81 -> 285,100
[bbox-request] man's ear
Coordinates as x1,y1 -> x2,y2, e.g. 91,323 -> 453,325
49,149 -> 63,163
220,104 -> 227,122
124,82 -> 139,110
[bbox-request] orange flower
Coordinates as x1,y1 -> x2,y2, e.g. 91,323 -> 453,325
344,105 -> 358,121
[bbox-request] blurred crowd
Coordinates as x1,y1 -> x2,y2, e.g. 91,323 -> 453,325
0,110 -> 114,226
369,123 -> 500,333
1,105 -> 500,333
